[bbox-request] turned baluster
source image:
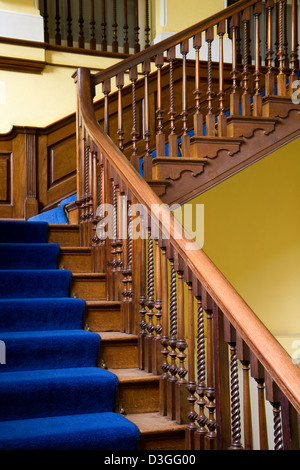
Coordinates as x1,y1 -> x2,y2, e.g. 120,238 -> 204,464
217,20 -> 227,136
127,196 -> 134,333
95,159 -> 106,273
241,7 -> 251,116
193,33 -> 203,136
180,39 -> 190,156
284,0 -> 289,68
206,26 -> 215,136
82,141 -> 90,247
224,317 -> 243,450
145,222 -> 155,373
67,0 -> 73,47
101,0 -> 107,51
277,0 -> 287,96
90,0 -> 96,50
230,13 -> 241,116
129,66 -> 139,171
175,253 -> 188,425
155,52 -> 166,157
103,78 -> 111,135
253,1 -> 262,116
91,150 -> 100,271
167,246 -> 178,420
143,59 -> 152,180
110,178 -> 118,286
120,189 -> 129,332
185,271 -> 197,449
275,1 -> 280,67
112,0 -> 118,52
138,209 -> 147,370
289,0 -> 299,93
78,0 -> 85,48
145,0 -> 151,48
87,146 -> 94,245
115,182 -> 124,297
134,0 -> 140,53
204,291 -> 217,450
250,353 -> 269,449
43,0 -> 49,43
194,280 -> 207,450
265,374 -> 284,450
265,0 -> 275,96
159,238 -> 169,415
116,73 -> 125,152
55,0 -> 61,45
123,0 -> 129,53
236,335 -> 253,450
152,238 -> 163,374
280,393 -> 300,449
79,132 -> 87,246
167,47 -> 178,157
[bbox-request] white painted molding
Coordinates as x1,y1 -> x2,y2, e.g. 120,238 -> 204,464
0,9 -> 44,42
160,0 -> 167,27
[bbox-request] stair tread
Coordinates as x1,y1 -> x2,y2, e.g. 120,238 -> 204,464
110,368 -> 160,383
60,246 -> 91,252
126,412 -> 186,435
86,300 -> 121,306
98,331 -> 138,341
72,272 -> 105,278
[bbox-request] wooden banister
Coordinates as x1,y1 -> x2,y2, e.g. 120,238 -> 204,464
92,0 -> 259,86
76,66 -> 300,414
75,0 -> 300,449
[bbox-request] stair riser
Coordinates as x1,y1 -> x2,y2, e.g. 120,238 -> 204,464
59,249 -> 92,273
84,307 -> 121,332
48,227 -> 80,247
70,277 -> 106,301
99,341 -> 138,369
138,433 -> 186,451
115,381 -> 160,415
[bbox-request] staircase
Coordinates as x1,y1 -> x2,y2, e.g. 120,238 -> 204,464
1,0 -> 300,451
48,224 -> 187,450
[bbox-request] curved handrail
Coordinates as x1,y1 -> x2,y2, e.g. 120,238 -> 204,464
92,0 -> 258,86
76,66 -> 300,414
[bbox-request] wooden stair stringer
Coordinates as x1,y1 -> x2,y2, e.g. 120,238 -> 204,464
156,106 -> 300,206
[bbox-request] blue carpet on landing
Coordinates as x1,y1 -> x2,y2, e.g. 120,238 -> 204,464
0,220 -> 139,450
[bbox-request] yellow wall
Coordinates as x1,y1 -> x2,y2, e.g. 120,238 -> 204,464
0,43 -> 124,133
0,0 -> 38,14
152,0 -> 225,38
185,138 -> 300,347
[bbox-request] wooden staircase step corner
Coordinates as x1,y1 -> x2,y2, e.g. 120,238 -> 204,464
152,157 -> 207,181
127,412 -> 186,450
70,272 -> 106,301
48,224 -> 80,247
110,368 -> 161,415
84,301 -> 121,332
97,332 -> 139,369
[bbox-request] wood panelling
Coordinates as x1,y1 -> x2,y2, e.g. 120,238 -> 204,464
48,135 -> 76,186
0,154 -> 11,203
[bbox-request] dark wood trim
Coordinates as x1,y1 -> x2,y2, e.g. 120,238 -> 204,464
0,36 -> 130,60
0,55 -> 45,74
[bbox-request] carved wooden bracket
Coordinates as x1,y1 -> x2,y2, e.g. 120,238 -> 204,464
152,157 -> 207,181
190,136 -> 243,159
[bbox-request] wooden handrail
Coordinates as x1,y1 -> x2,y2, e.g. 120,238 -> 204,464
76,65 -> 300,415
92,0 -> 259,86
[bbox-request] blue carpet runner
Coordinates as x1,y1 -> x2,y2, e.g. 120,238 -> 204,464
0,220 -> 139,450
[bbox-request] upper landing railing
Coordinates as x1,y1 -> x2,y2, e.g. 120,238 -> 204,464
40,0 -> 151,54
75,0 -> 300,450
